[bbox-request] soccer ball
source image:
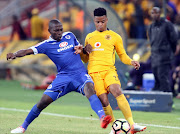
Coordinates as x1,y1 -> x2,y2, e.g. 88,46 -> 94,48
111,119 -> 131,134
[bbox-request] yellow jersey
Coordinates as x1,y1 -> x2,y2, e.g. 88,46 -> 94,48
83,30 -> 132,73
31,15 -> 43,39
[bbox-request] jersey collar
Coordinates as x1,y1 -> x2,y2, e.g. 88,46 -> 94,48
48,36 -> 63,42
48,36 -> 56,41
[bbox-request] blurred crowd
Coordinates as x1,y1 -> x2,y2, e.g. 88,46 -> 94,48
10,8 -> 44,42
108,0 -> 180,39
2,0 -> 180,41
108,0 -> 180,98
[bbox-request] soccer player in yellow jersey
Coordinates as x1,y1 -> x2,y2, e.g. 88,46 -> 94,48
75,7 -> 146,134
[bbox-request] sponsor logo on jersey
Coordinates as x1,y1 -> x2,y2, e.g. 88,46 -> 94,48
59,42 -> 68,47
57,44 -> 73,52
92,42 -> 104,51
105,35 -> 111,40
65,35 -> 71,39
94,42 -> 101,48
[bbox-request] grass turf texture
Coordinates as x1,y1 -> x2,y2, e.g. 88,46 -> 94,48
0,80 -> 180,134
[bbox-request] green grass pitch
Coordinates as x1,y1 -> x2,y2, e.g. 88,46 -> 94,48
0,80 -> 180,134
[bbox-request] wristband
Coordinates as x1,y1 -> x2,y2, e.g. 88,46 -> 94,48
83,48 -> 87,54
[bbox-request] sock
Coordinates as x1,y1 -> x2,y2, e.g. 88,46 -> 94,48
88,94 -> 105,119
21,104 -> 42,130
116,94 -> 134,126
103,104 -> 115,125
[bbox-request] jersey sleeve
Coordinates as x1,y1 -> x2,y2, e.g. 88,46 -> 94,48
84,35 -> 89,47
71,32 -> 80,46
30,41 -> 46,55
115,34 -> 132,65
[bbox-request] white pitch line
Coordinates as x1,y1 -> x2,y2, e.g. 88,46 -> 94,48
1,107 -> 180,130
139,123 -> 180,129
0,107 -> 97,120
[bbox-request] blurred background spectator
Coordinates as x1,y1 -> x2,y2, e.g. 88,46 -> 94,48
24,11 -> 32,39
10,15 -> 27,41
31,8 -> 44,41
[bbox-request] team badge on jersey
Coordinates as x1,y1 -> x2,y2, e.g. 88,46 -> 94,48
105,35 -> 111,40
94,42 -> 101,48
65,35 -> 71,39
59,42 -> 68,47
47,84 -> 52,89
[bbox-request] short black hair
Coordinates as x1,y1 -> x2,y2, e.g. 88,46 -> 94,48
49,19 -> 62,29
94,7 -> 107,17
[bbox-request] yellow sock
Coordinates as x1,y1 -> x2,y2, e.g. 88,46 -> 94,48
103,104 -> 115,125
116,94 -> 134,126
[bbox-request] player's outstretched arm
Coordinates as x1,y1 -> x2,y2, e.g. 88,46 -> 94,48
7,49 -> 34,60
74,44 -> 92,55
131,60 -> 140,70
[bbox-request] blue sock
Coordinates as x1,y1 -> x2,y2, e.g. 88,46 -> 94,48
21,104 -> 42,130
88,94 -> 105,119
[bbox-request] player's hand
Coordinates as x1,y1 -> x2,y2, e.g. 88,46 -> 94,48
131,60 -> 140,70
7,53 -> 16,60
74,45 -> 83,54
84,44 -> 92,54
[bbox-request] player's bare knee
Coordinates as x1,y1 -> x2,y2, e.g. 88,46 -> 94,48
36,102 -> 45,110
109,84 -> 122,97
84,82 -> 96,98
37,95 -> 53,110
37,100 -> 51,110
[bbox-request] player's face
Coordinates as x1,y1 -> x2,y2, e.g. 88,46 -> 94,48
94,15 -> 108,32
49,23 -> 63,41
151,9 -> 160,21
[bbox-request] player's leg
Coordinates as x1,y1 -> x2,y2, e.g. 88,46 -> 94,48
83,82 -> 112,128
158,64 -> 171,92
89,72 -> 115,124
76,71 -> 112,128
11,74 -> 67,133
105,70 -> 146,133
84,82 -> 104,118
104,70 -> 134,126
109,84 -> 134,125
152,66 -> 160,91
98,93 -> 115,124
109,84 -> 146,134
11,94 -> 53,133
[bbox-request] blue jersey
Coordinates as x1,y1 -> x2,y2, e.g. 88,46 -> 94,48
30,32 -> 93,101
30,32 -> 86,74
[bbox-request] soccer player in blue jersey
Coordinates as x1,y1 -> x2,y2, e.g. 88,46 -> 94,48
7,19 -> 112,133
